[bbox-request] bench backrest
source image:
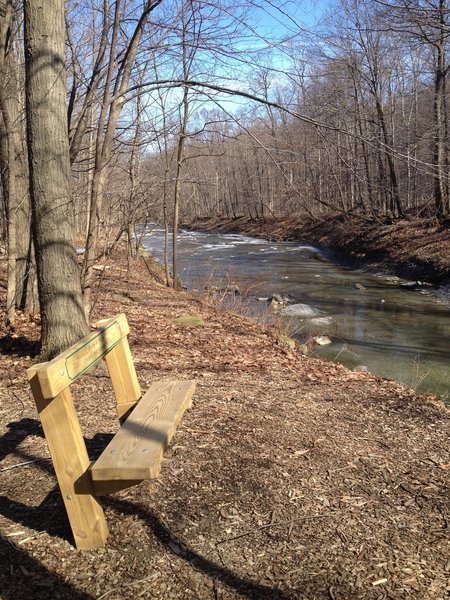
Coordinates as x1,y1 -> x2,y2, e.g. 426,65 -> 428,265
26,313 -> 140,549
30,313 -> 141,406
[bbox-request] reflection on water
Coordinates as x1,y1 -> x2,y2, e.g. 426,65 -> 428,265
143,228 -> 450,402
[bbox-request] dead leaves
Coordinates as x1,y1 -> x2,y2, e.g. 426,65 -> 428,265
2,240 -> 450,599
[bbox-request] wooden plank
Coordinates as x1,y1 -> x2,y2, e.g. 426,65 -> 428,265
95,314 -> 130,335
104,337 -> 141,410
90,380 -> 195,482
28,369 -> 108,550
116,400 -> 139,422
27,314 -> 129,399
90,479 -> 143,497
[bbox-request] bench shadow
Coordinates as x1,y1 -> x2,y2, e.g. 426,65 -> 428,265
0,419 -> 114,544
0,420 -> 355,597
1,419 -> 289,598
85,431 -> 115,459
0,418 -> 44,462
105,496 -> 291,600
0,535 -> 94,600
0,487 -> 73,544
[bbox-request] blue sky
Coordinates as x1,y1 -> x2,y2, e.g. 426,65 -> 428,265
209,1 -> 329,106
134,1 -> 331,140
248,0 -> 329,46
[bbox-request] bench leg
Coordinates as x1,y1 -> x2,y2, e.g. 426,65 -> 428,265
28,372 -> 109,550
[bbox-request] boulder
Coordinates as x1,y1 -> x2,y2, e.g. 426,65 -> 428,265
281,303 -> 323,318
313,335 -> 332,346
173,315 -> 205,327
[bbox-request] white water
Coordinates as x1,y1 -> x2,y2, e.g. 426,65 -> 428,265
143,227 -> 450,402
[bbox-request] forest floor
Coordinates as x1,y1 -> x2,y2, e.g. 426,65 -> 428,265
1,240 -> 450,599
188,214 -> 450,285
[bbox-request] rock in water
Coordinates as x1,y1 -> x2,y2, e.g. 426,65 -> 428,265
269,293 -> 291,311
281,303 -> 323,318
353,365 -> 369,373
314,336 -> 332,346
309,316 -> 333,327
270,293 -> 285,305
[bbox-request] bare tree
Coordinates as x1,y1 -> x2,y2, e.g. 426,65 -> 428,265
81,0 -> 162,312
23,0 -> 88,359
0,1 -> 35,325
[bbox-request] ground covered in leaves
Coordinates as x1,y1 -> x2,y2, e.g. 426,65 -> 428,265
1,244 -> 449,599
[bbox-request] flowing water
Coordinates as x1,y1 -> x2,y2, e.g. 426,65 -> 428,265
143,227 -> 450,402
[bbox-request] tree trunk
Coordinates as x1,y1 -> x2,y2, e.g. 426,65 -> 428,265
24,0 -> 88,360
172,85 -> 189,291
82,0 -> 161,310
1,3 -> 37,318
433,0 -> 448,218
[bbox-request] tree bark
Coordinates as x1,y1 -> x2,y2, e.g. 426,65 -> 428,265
24,0 -> 88,360
433,0 -> 448,218
0,1 -> 16,325
1,4 -> 35,313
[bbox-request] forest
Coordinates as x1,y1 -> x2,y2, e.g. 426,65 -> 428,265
2,3 -> 450,597
1,0 -> 450,355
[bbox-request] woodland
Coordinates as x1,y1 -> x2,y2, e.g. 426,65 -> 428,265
1,3 -> 450,598
2,0 -> 450,358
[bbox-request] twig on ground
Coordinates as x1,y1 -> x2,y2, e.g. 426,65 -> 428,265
96,590 -> 115,600
1,457 -> 50,472
214,513 -> 336,546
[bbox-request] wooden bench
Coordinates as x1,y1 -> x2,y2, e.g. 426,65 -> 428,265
27,313 -> 195,550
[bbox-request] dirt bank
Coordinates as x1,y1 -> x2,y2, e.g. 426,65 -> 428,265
1,244 -> 449,599
188,215 -> 450,285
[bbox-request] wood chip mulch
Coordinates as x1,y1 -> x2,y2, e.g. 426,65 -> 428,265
0,244 -> 449,599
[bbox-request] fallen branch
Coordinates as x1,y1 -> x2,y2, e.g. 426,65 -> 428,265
215,513 -> 336,546
0,458 -> 50,472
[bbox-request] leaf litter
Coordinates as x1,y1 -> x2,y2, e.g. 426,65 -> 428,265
0,242 -> 449,599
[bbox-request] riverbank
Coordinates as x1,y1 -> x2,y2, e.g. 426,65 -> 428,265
1,243 -> 450,599
188,215 -> 450,286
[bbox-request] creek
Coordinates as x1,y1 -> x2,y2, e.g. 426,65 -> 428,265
143,227 -> 450,402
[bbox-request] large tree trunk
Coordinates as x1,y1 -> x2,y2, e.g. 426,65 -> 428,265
0,3 -> 35,314
24,0 -> 88,360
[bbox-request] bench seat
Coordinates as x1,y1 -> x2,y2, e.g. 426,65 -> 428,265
90,380 -> 196,482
